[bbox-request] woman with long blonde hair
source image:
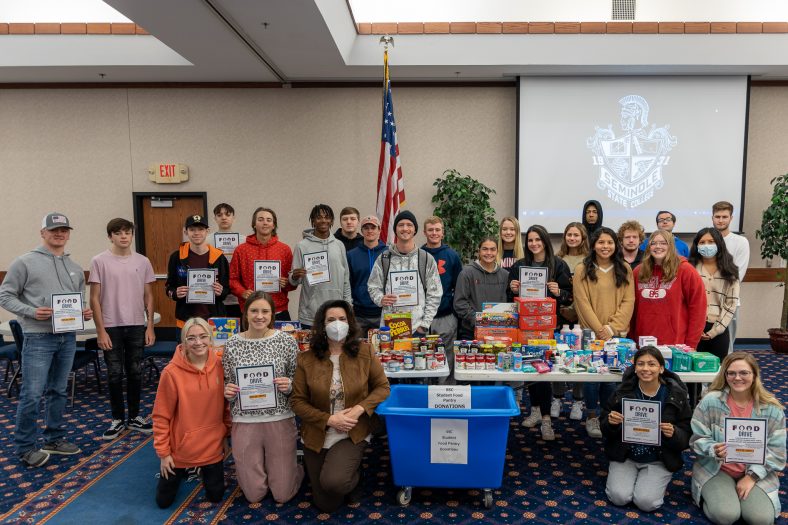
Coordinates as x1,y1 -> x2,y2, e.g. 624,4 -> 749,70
497,217 -> 524,270
630,230 -> 706,348
690,352 -> 785,524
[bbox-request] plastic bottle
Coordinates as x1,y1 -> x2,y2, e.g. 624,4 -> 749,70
571,325 -> 583,350
559,324 -> 571,345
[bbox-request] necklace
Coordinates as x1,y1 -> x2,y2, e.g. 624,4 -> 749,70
639,384 -> 659,399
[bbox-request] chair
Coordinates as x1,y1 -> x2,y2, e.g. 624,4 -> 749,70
7,320 -> 24,397
71,338 -> 102,401
142,340 -> 178,384
0,336 -> 19,396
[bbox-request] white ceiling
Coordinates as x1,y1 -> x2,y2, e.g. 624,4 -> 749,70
1,0 -> 788,83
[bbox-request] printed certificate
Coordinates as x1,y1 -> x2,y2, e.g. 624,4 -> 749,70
303,251 -> 330,286
213,233 -> 240,256
51,293 -> 84,333
724,417 -> 767,465
236,364 -> 277,411
254,260 -> 281,293
622,398 -> 662,446
187,269 -> 216,304
519,266 -> 548,298
390,270 -> 419,307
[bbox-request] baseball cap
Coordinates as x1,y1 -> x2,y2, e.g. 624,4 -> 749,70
184,214 -> 209,228
360,215 -> 380,228
41,213 -> 73,231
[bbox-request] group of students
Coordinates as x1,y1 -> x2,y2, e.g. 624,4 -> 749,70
0,200 -> 782,524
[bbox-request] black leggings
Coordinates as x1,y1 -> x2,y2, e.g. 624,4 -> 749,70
156,460 -> 225,509
696,322 -> 730,362
528,382 -> 553,413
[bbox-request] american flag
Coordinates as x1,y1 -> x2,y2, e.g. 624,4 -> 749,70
376,49 -> 405,244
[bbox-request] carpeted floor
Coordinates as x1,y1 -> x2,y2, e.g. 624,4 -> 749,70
0,348 -> 784,524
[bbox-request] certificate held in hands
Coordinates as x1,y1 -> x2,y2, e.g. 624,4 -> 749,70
389,270 -> 419,307
187,268 -> 217,304
236,364 -> 278,411
622,398 -> 661,446
52,293 -> 85,333
254,260 -> 281,293
724,417 -> 767,465
519,266 -> 547,298
303,251 -> 330,286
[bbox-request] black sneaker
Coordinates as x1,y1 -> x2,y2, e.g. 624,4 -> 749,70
103,419 -> 126,440
20,449 -> 50,467
128,416 -> 153,434
41,439 -> 81,455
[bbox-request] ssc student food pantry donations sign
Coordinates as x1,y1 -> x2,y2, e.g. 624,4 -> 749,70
428,386 -> 471,465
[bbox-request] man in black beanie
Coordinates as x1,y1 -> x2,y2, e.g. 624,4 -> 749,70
367,210 -> 442,337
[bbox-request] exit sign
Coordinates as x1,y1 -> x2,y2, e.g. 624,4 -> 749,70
148,163 -> 189,184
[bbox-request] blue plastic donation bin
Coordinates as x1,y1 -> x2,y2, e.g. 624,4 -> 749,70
376,385 -> 520,507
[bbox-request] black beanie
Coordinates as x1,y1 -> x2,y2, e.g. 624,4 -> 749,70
393,210 -> 418,233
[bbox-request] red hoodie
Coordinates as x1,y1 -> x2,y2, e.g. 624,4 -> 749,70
152,345 -> 230,468
631,259 -> 707,348
229,234 -> 294,313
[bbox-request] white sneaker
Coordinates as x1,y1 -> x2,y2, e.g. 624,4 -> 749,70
521,407 -> 542,428
569,401 -> 584,421
586,417 -> 602,438
550,398 -> 562,418
541,419 -> 555,441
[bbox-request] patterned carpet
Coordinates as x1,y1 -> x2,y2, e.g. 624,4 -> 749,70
0,349 -> 785,524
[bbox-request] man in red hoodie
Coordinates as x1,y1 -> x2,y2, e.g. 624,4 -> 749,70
229,207 -> 294,320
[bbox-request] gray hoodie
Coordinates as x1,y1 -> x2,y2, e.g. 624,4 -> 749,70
289,229 -> 352,325
453,261 -> 509,336
0,246 -> 86,333
367,243 -> 442,332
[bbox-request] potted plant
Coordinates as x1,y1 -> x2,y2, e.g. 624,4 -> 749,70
432,169 -> 498,262
755,173 -> 788,353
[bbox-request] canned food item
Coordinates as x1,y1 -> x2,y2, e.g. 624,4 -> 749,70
455,353 -> 466,370
426,352 -> 437,370
466,354 -> 476,370
380,354 -> 391,366
485,353 -> 496,370
403,353 -> 414,370
414,352 -> 426,370
388,359 -> 401,372
493,343 -> 507,354
436,352 -> 446,367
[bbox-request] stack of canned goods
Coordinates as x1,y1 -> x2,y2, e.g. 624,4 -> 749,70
376,336 -> 448,373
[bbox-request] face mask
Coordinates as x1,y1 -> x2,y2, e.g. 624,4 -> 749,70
326,320 -> 349,342
697,244 -> 718,258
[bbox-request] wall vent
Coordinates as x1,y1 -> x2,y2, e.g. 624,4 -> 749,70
612,0 -> 636,21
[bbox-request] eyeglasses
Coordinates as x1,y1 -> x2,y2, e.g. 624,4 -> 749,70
650,241 -> 669,247
185,334 -> 211,344
725,370 -> 753,379
657,217 -> 674,224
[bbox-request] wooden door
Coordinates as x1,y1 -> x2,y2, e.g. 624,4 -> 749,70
136,194 -> 206,330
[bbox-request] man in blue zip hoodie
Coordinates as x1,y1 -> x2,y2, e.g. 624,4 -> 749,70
347,215 -> 387,335
0,213 -> 92,467
421,216 -> 462,345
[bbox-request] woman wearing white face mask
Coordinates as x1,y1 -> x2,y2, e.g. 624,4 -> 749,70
291,299 -> 390,512
688,228 -> 740,361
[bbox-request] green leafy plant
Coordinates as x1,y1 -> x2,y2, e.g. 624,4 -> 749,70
432,169 -> 498,262
755,173 -> 788,331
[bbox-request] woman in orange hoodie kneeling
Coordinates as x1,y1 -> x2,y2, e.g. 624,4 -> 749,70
152,317 -> 231,508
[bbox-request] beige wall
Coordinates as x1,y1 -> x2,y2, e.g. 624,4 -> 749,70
0,85 -> 784,337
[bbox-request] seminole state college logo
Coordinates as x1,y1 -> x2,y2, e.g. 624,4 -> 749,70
587,95 -> 677,208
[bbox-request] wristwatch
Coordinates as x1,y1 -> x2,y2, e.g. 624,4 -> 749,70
747,471 -> 760,481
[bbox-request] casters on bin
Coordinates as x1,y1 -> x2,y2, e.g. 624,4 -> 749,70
483,489 -> 493,509
396,487 -> 412,506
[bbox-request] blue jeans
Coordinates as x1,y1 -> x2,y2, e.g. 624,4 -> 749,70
584,382 -> 617,415
15,332 -> 76,455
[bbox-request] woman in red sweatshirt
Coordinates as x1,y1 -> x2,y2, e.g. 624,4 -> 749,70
152,317 -> 231,508
631,230 -> 707,348
229,207 -> 295,320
